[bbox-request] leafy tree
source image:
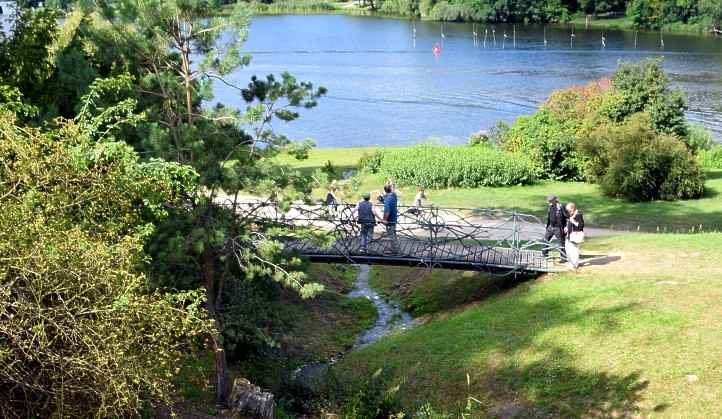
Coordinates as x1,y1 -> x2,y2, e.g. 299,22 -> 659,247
0,91 -> 210,416
700,0 -> 722,30
0,7 -> 58,118
610,58 -> 688,137
93,0 -> 327,403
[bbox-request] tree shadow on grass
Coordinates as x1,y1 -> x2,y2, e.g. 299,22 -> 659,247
467,298 -> 648,418
336,290 -> 650,418
486,350 -> 647,418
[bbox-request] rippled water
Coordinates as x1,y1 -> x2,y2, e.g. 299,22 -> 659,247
216,14 -> 722,146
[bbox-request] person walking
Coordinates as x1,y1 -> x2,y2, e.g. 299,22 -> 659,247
354,192 -> 381,252
565,202 -> 584,269
382,183 -> 399,252
542,194 -> 568,261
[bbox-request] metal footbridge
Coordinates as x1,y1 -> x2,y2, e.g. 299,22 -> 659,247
234,201 -> 568,274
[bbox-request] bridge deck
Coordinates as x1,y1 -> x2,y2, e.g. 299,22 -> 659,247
286,237 -> 564,273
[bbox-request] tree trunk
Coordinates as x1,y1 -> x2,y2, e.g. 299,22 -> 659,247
203,250 -> 229,405
181,47 -> 194,127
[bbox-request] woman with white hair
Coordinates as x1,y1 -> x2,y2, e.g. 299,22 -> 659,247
565,202 -> 585,269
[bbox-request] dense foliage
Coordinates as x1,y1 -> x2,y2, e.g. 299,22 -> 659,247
501,110 -> 583,181
501,60 -> 712,201
1,0 -> 329,413
580,113 -> 705,201
328,0 -> 722,29
357,149 -> 386,173
0,109 -> 210,417
501,58 -> 707,201
380,144 -> 536,187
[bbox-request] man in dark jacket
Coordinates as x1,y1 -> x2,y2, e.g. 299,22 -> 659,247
542,194 -> 568,261
355,192 -> 381,252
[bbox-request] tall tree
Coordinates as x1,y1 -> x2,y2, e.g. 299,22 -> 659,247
94,0 -> 326,404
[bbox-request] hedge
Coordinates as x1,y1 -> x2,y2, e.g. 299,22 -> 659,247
379,144 -> 535,188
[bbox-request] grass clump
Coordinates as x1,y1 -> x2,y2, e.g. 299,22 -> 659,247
379,144 -> 536,188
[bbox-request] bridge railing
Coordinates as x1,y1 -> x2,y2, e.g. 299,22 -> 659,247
225,200 -> 564,272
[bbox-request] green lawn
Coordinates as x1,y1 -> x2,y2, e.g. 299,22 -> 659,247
275,146 -> 382,174
280,147 -> 722,232
568,14 -> 633,31
333,233 -> 722,417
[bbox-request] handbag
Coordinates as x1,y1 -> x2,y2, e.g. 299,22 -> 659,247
569,231 -> 585,244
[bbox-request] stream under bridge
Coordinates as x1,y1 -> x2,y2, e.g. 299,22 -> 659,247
234,201 -> 570,274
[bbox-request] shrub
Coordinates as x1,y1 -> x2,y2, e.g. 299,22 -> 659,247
379,144 -> 535,188
501,110 -> 584,181
0,114 -> 209,417
488,120 -> 510,145
428,1 -> 482,20
699,145 -> 722,169
468,130 -> 490,147
379,0 -> 419,16
581,113 -> 705,201
686,123 -> 714,154
337,368 -> 404,419
357,150 -> 385,173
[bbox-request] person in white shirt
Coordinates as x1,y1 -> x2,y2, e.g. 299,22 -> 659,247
407,186 -> 426,216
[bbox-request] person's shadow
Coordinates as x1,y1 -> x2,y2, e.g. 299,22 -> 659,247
579,254 -> 622,267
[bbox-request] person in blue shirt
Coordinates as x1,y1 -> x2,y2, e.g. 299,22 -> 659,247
382,183 -> 398,251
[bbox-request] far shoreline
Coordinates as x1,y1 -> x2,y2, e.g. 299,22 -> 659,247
226,3 -> 722,37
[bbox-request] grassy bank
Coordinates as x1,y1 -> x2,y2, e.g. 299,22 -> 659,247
369,266 -> 523,317
333,233 -> 722,416
279,147 -> 722,232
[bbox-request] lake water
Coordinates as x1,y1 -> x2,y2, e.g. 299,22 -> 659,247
0,1 -> 17,34
217,15 -> 722,147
